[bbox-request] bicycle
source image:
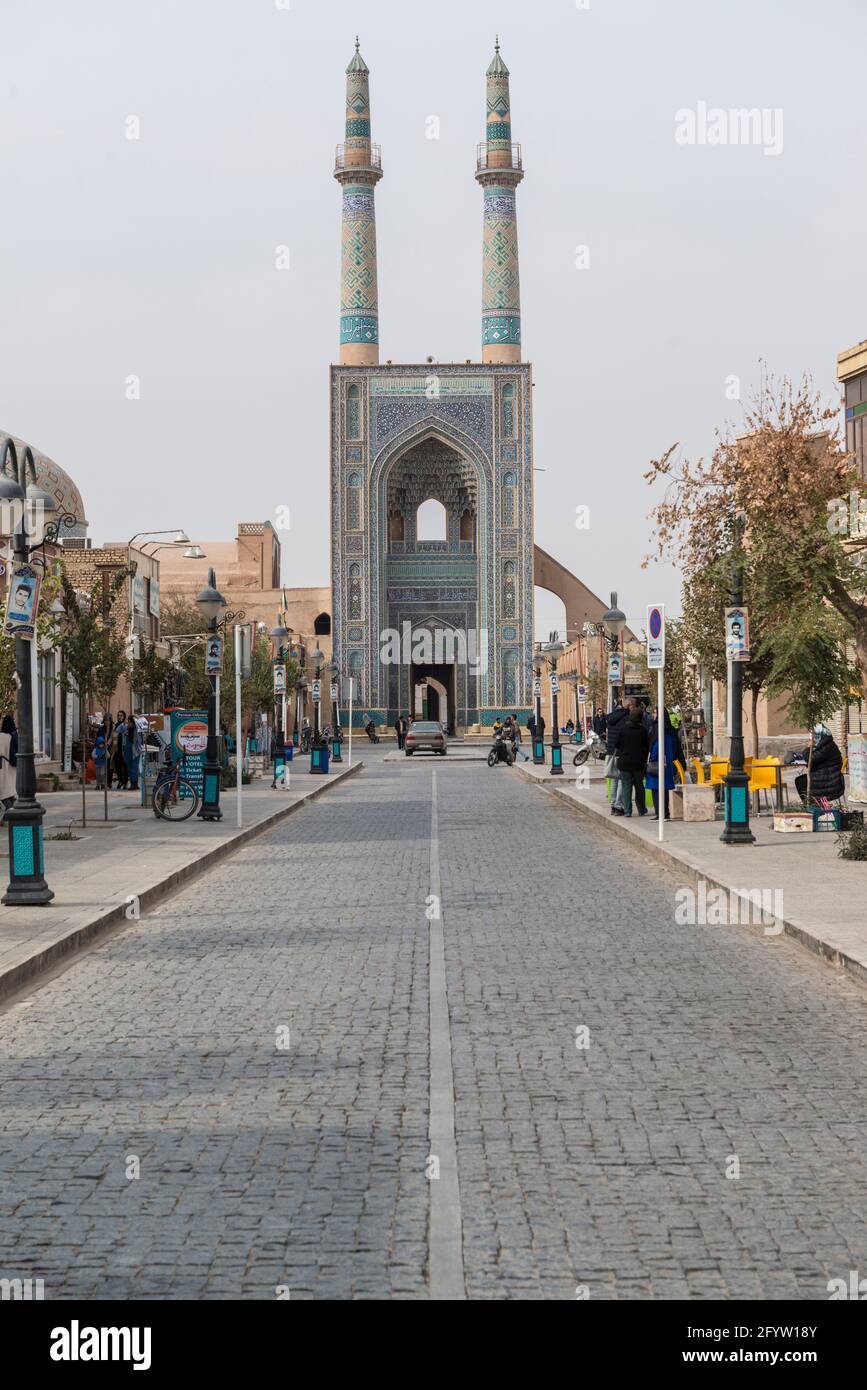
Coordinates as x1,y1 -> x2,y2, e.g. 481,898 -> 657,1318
152,758 -> 200,821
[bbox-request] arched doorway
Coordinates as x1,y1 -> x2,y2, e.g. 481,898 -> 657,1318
411,670 -> 452,732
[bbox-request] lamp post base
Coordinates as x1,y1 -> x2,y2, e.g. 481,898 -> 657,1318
550,744 -> 563,775
198,762 -> 223,820
720,773 -> 755,845
533,739 -> 545,765
3,801 -> 54,905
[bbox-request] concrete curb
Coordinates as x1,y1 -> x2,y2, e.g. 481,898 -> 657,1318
514,764 -> 867,990
0,761 -> 364,1006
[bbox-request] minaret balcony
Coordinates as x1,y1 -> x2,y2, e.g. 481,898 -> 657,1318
476,142 -> 522,173
335,142 -> 382,173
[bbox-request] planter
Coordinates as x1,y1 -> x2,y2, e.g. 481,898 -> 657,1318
773,811 -> 812,834
671,784 -> 716,822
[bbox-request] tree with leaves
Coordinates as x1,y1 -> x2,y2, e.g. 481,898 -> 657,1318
646,374 -> 867,709
131,637 -> 174,712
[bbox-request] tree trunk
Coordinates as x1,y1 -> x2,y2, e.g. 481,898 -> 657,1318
853,613 -> 867,706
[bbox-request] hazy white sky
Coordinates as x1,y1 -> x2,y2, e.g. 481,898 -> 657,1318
2,0 -> 863,637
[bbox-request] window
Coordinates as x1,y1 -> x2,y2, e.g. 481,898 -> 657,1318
502,383 -> 516,438
346,471 -> 362,530
416,498 -> 447,541
314,613 -> 331,636
348,650 -> 364,701
347,384 -> 361,439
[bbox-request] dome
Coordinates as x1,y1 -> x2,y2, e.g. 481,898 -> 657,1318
1,431 -> 88,538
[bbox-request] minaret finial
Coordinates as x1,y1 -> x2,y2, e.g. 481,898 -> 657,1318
355,35 -> 360,51
495,34 -> 499,51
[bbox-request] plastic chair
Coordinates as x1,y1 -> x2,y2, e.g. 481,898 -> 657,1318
748,760 -> 778,814
708,759 -> 729,785
674,759 -> 686,784
691,758 -> 706,785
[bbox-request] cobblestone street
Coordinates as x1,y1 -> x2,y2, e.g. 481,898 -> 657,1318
1,753 -> 866,1300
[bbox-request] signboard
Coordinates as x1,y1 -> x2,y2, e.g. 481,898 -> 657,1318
312,679 -> 321,701
148,577 -> 160,619
63,688 -> 74,773
532,677 -> 541,698
169,709 -> 208,797
274,663 -> 286,695
330,682 -> 338,701
577,683 -> 588,704
132,574 -> 146,614
848,734 -> 867,803
205,635 -> 223,675
550,672 -> 560,694
3,561 -> 42,638
725,606 -> 750,662
647,604 -> 665,670
608,651 -> 622,684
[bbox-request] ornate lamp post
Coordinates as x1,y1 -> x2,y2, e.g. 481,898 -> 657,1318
531,644 -> 545,764
270,616 -> 289,786
295,674 -> 307,749
543,638 -> 565,775
308,644 -> 328,773
195,568 -> 227,820
326,660 -> 342,762
0,438 -> 77,904
721,514 -> 755,846
601,593 -> 626,710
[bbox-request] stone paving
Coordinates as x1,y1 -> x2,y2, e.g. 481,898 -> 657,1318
0,752 -> 866,1299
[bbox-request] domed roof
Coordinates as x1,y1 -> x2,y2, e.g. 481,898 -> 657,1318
1,431 -> 88,537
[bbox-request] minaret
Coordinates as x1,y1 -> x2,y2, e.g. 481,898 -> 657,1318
475,38 -> 524,364
334,38 -> 383,366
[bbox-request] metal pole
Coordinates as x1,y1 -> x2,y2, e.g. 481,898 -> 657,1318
234,623 -> 242,828
720,517 -> 755,845
348,677 -> 353,766
658,667 -> 664,842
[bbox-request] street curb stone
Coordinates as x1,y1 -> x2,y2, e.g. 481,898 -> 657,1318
514,763 -> 867,990
0,761 -> 364,1006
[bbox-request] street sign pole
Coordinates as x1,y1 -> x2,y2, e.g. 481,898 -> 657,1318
234,624 -> 242,828
647,605 -> 666,841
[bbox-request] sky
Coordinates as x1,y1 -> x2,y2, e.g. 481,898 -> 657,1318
1,0 -> 863,639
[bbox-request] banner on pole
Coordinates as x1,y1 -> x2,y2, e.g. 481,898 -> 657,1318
607,651 -> 622,684
725,606 -> 750,662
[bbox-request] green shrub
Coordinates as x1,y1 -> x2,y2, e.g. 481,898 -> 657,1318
837,823 -> 867,860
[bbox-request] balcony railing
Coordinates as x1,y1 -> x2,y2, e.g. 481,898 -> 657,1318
335,142 -> 382,173
476,142 -> 522,173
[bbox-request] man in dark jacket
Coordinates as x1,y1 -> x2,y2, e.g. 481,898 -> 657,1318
613,705 -> 650,816
795,726 -> 844,805
605,701 -> 630,813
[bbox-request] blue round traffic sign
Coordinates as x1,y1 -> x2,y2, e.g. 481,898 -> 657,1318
649,607 -> 663,639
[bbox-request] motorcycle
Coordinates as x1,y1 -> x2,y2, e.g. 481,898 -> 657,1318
364,719 -> 380,744
487,731 -> 515,768
573,728 -> 606,766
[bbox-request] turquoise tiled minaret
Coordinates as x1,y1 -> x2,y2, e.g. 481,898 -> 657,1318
334,38 -> 383,365
475,38 -> 524,363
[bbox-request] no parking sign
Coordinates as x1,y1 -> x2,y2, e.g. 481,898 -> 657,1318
647,605 -> 665,670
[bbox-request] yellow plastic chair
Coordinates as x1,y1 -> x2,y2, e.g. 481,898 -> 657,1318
674,759 -> 686,784
748,760 -> 778,814
691,758 -> 706,785
708,759 -> 729,785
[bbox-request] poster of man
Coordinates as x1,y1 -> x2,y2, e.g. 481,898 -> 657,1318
725,606 -> 750,662
3,561 -> 42,638
205,635 -> 223,675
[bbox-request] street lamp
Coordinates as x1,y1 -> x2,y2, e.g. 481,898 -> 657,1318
597,591 -> 626,711
531,644 -> 545,764
0,438 -> 77,905
325,660 -> 342,762
270,617 -> 290,787
195,567 -> 227,819
295,674 -> 308,750
721,514 -> 755,846
308,644 -> 328,773
543,638 -> 565,775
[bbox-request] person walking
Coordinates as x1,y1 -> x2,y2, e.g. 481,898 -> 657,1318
605,699 -> 629,814
0,713 -> 18,820
112,710 -> 128,789
510,714 -> 529,761
646,707 -> 677,821
612,703 -> 649,817
394,713 -> 407,750
592,707 -> 607,739
122,714 -> 143,792
102,712 -> 116,789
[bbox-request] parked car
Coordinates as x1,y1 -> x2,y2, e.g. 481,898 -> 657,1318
405,720 -> 447,756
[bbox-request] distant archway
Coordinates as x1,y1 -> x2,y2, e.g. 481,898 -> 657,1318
416,498 -> 447,541
314,612 -> 331,636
